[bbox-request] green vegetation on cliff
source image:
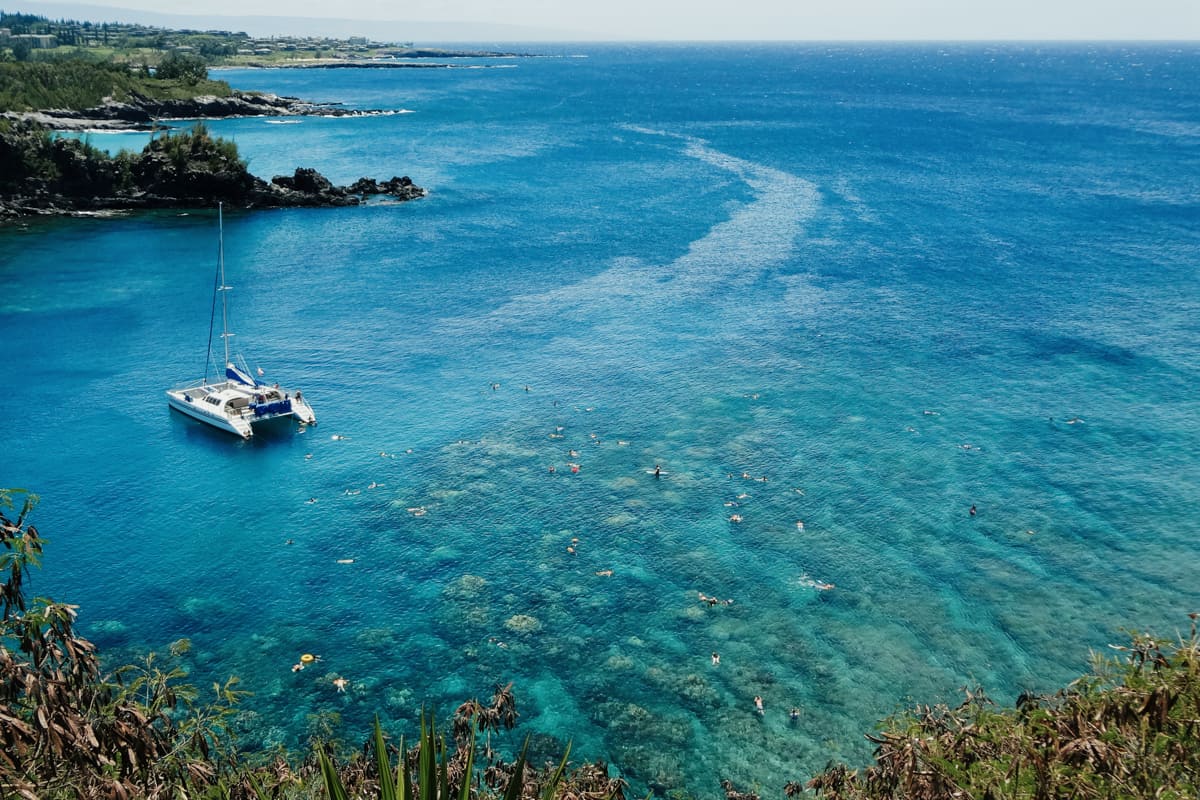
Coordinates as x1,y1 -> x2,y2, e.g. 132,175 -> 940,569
0,58 -> 232,113
3,488 -> 1198,799
0,121 -> 252,209
0,118 -> 426,217
803,626 -> 1200,798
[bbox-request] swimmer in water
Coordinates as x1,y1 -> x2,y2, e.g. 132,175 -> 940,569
712,652 -> 720,666
754,696 -> 764,715
800,574 -> 834,591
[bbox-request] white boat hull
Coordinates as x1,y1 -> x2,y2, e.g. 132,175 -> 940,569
166,379 -> 315,439
166,206 -> 316,441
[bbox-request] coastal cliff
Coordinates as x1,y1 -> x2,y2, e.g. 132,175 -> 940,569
5,89 -> 388,132
0,57 -> 427,217
0,121 -> 425,219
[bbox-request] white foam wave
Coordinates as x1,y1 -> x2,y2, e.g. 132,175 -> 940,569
440,128 -> 821,338
73,128 -> 150,135
310,109 -> 416,118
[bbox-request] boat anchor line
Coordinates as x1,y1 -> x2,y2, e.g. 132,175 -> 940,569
165,203 -> 316,439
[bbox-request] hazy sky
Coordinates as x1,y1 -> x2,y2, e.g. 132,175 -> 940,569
24,0 -> 1200,40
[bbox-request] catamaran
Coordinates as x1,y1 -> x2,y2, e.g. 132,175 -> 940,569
166,205 -> 316,439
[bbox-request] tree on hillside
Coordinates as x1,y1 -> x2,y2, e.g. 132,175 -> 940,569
155,50 -> 207,84
10,39 -> 32,63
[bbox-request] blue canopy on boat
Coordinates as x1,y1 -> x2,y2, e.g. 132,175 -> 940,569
225,363 -> 261,387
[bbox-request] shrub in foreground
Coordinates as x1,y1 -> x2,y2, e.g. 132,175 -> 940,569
0,490 -> 622,800
802,619 -> 1200,799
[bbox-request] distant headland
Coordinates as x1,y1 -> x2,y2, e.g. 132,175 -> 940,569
0,11 -> 471,218
0,120 -> 426,219
8,89 -> 406,132
0,11 -> 524,68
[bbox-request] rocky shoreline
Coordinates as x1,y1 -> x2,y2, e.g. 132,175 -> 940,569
0,91 -> 428,219
2,89 -> 388,132
0,118 -> 426,220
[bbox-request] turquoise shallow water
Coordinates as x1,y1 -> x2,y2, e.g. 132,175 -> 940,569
3,43 -> 1200,796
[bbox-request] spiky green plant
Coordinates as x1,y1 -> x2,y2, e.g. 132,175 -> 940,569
0,490 -> 258,799
319,711 -> 576,800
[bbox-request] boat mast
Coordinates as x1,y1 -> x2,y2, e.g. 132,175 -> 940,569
201,203 -> 234,385
218,203 -> 233,369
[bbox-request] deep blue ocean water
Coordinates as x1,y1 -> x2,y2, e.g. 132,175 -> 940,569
3,42 -> 1200,795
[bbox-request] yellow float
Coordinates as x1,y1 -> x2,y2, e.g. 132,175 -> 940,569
300,653 -> 315,664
